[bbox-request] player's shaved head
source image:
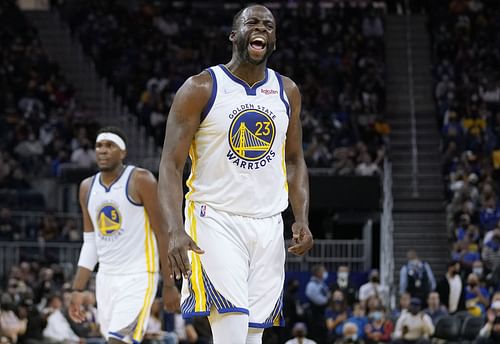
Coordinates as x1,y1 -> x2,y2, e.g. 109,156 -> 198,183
232,4 -> 275,30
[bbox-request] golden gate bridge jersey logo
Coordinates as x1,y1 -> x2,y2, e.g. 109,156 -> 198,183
96,203 -> 124,240
228,109 -> 276,168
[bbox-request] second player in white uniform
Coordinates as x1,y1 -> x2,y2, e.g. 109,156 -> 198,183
69,128 -> 179,344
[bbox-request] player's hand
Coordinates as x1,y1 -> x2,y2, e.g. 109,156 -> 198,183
168,230 -> 204,280
68,291 -> 86,323
288,222 -> 313,256
162,284 -> 181,313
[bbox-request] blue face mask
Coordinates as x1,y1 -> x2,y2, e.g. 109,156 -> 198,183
370,311 -> 383,321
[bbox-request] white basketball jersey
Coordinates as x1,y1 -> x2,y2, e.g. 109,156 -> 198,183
87,165 -> 159,274
186,65 -> 290,218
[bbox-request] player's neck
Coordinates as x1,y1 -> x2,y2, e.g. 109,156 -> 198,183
100,164 -> 125,187
225,59 -> 267,87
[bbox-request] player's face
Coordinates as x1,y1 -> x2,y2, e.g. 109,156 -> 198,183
232,6 -> 276,65
95,140 -> 125,172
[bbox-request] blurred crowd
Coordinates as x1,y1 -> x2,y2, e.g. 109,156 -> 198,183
4,256 -> 500,344
61,0 -> 389,173
0,0 -> 98,196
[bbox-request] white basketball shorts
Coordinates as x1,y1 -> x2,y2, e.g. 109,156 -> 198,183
96,271 -> 159,343
180,201 -> 286,328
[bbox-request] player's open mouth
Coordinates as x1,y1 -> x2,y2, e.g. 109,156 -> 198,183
249,37 -> 266,51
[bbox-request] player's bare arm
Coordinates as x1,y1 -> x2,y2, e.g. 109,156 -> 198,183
283,76 -> 314,256
158,72 -> 211,279
129,168 -> 180,311
69,176 -> 96,323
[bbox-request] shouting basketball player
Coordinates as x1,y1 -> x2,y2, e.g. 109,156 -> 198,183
158,5 -> 313,344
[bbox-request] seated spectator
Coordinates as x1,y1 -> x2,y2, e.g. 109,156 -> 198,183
364,307 -> 393,343
478,300 -> 500,343
325,290 -> 351,342
393,298 -> 434,344
391,292 -> 411,320
284,322 -> 317,344
70,139 -> 96,168
42,294 -> 80,343
423,291 -> 448,325
359,270 -> 389,306
334,322 -> 364,344
336,303 -> 369,340
365,296 -> 383,316
483,228 -> 500,271
464,272 -> 490,316
0,293 -> 27,343
355,152 -> 380,176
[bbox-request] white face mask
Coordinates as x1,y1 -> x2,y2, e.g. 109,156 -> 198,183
323,271 -> 329,280
338,272 -> 349,280
473,267 -> 483,276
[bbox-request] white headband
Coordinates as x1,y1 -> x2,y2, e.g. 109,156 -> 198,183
96,132 -> 126,150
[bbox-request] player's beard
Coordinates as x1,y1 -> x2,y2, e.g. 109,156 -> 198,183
236,34 -> 275,65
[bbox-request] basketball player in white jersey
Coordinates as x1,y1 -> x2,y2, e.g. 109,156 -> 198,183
158,5 -> 313,344
68,127 -> 179,344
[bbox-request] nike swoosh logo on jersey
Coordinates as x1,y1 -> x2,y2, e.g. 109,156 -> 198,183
223,87 -> 238,94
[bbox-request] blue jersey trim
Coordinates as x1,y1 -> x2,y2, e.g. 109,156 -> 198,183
99,165 -> 128,192
274,71 -> 290,118
218,64 -> 268,96
125,167 -> 142,206
108,331 -> 124,339
86,174 -> 97,208
132,340 -> 140,344
182,311 -> 210,319
249,318 -> 285,328
218,307 -> 250,315
201,68 -> 217,122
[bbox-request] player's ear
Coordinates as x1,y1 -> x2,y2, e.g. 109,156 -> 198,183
120,150 -> 127,161
229,31 -> 236,42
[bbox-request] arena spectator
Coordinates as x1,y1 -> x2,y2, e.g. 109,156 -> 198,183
423,292 -> 448,325
305,265 -> 330,342
325,290 -> 351,343
399,249 -> 436,304
42,294 -> 80,343
334,322 -> 363,344
364,307 -> 393,343
464,272 -> 490,316
284,322 -> 317,344
478,300 -> 500,343
393,298 -> 434,344
331,265 -> 357,307
436,261 -> 465,313
358,270 -> 389,306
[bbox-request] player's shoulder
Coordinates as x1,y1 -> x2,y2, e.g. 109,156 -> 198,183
79,176 -> 95,190
183,70 -> 213,93
276,73 -> 300,101
130,167 -> 157,184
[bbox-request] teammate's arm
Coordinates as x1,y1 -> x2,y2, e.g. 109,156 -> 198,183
282,76 -> 314,256
130,169 -> 180,312
69,177 -> 97,323
158,72 -> 211,279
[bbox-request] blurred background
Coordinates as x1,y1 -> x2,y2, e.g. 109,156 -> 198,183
1,0 -> 500,343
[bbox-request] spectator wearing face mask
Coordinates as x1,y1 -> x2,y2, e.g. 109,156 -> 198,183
305,265 -> 330,343
284,322 -> 317,344
483,228 -> 500,271
331,265 -> 357,307
359,270 -> 389,307
393,298 -> 434,344
478,301 -> 500,343
399,250 -> 436,306
325,290 -> 351,342
336,303 -> 369,341
436,261 -> 465,313
364,307 -> 393,344
464,272 -> 490,316
334,322 -> 364,344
